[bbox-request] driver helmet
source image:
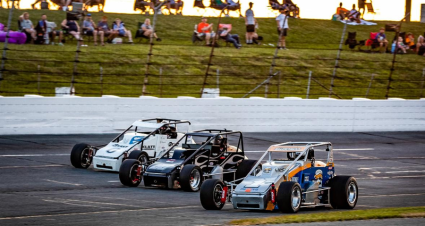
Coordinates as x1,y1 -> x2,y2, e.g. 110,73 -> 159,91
213,135 -> 224,145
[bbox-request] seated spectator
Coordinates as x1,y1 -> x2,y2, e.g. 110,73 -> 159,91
141,18 -> 161,41
213,0 -> 226,8
226,0 -> 238,6
336,2 -> 349,20
218,24 -> 241,49
405,32 -> 415,50
98,16 -> 118,44
113,18 -> 133,43
19,12 -> 37,42
347,4 -> 360,23
197,17 -> 214,46
417,35 -> 425,56
46,21 -> 64,46
376,27 -> 388,53
167,0 -> 184,15
269,0 -> 282,10
135,0 -> 155,15
61,18 -> 81,40
83,13 -> 101,46
396,36 -> 407,54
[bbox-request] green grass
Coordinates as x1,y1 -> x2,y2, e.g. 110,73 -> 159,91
1,9 -> 424,98
230,206 -> 425,225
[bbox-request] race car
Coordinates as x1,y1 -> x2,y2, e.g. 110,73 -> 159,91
200,142 -> 358,213
119,130 -> 259,191
70,118 -> 192,172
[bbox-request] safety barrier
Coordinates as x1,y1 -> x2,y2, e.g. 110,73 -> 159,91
0,96 -> 424,135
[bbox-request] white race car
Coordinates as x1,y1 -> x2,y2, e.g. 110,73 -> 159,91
70,118 -> 192,172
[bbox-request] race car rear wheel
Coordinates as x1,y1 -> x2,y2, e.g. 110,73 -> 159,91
329,176 -> 358,209
276,181 -> 302,213
180,164 -> 203,192
70,143 -> 92,169
128,150 -> 149,165
235,160 -> 260,180
200,179 -> 225,210
119,159 -> 142,187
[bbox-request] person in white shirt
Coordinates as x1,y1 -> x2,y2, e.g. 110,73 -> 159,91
276,7 -> 289,50
347,4 -> 361,23
19,12 -> 37,41
245,2 -> 257,44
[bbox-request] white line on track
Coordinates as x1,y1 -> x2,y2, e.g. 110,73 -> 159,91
245,148 -> 375,153
44,179 -> 83,186
0,164 -> 64,169
0,154 -> 69,157
357,175 -> 425,180
361,193 -> 425,198
0,205 -> 198,220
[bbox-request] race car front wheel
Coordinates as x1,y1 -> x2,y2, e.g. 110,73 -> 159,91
119,159 -> 142,187
128,150 -> 149,165
200,179 -> 225,210
70,143 -> 92,169
276,181 -> 302,213
235,160 -> 260,180
329,176 -> 358,209
180,164 -> 203,192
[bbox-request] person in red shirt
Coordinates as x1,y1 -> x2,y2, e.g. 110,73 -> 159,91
197,17 -> 214,46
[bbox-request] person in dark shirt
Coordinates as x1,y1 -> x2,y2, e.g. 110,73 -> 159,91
376,27 -> 388,53
218,25 -> 241,49
97,16 -> 118,44
61,18 -> 81,40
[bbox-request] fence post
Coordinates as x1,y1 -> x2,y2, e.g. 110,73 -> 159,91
420,68 -> 425,98
385,13 -> 409,99
329,21 -> 348,97
306,71 -> 312,99
100,66 -> 103,96
142,1 -> 166,96
0,0 -> 15,93
37,65 -> 41,95
365,73 -> 375,98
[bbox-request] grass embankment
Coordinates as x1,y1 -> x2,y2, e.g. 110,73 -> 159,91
230,206 -> 425,225
1,9 -> 424,98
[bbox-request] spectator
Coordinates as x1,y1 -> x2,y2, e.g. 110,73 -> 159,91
61,0 -> 83,11
376,27 -> 388,53
417,35 -> 425,56
269,0 -> 281,10
283,0 -> 299,18
405,33 -> 415,50
19,12 -> 37,42
245,2 -> 257,44
218,25 -> 241,49
276,7 -> 289,50
98,16 -> 117,44
167,0 -> 184,15
347,4 -> 361,23
336,2 -> 349,20
113,18 -> 133,43
37,14 -> 48,42
46,21 -> 64,46
83,13 -> 101,46
61,18 -> 81,40
141,18 -> 161,41
136,0 -> 155,15
396,36 -> 407,54
197,17 -> 214,46
358,0 -> 366,18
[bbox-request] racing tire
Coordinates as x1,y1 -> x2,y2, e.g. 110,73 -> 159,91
276,181 -> 302,213
200,179 -> 226,210
180,164 -> 203,192
329,176 -> 358,209
235,160 -> 259,180
119,159 -> 142,187
128,150 -> 149,165
70,143 -> 92,169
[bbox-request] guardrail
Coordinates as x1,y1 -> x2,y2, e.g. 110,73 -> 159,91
0,96 -> 424,135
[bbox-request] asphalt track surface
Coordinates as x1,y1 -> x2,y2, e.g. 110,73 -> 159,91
0,132 -> 424,226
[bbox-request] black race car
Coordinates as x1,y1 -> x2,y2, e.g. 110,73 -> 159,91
119,129 -> 259,192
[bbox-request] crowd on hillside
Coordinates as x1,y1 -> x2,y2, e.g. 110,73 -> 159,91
0,1 -> 424,57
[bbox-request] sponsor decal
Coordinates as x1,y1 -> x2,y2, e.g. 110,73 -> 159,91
304,176 -> 309,182
129,136 -> 144,145
106,149 -> 118,153
268,146 -> 304,152
245,188 -> 252,192
263,167 -> 272,173
291,177 -> 299,182
166,159 -> 176,163
112,144 -> 129,148
143,145 -> 155,150
168,142 -> 174,147
327,171 -> 334,175
315,169 -> 323,179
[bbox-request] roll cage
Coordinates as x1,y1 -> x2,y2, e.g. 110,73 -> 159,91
246,142 -> 333,178
158,129 -> 245,165
98,119 -> 191,159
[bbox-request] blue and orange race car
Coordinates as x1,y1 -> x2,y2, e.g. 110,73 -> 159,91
200,142 -> 358,213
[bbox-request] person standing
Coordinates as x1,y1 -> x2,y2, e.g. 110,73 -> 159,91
276,7 -> 289,50
245,2 -> 257,45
